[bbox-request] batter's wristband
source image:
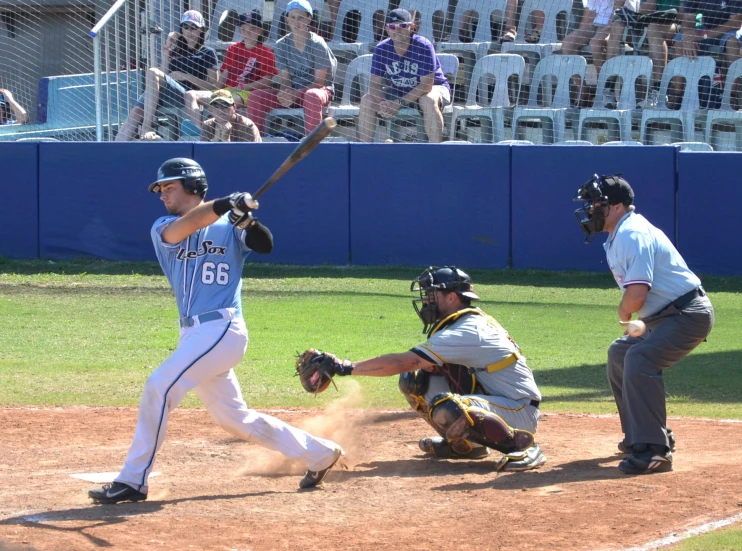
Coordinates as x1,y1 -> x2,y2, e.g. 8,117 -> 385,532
213,196 -> 232,216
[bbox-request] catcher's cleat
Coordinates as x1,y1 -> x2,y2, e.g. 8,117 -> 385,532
495,443 -> 547,472
618,444 -> 673,475
299,447 -> 344,489
418,436 -> 490,460
618,429 -> 676,455
88,482 -> 147,504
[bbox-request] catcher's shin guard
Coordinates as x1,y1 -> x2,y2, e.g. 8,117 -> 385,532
399,369 -> 431,414
428,393 -> 535,455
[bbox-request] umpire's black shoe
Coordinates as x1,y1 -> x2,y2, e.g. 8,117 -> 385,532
618,444 -> 673,475
618,428 -> 676,454
419,436 -> 490,460
88,482 -> 147,504
299,448 -> 344,489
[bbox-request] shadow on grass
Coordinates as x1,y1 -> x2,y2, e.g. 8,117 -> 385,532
537,349 -> 742,404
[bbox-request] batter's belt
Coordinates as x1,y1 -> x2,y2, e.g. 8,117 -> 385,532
179,308 -> 236,329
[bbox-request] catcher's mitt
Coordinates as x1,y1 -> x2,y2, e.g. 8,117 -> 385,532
295,348 -> 354,394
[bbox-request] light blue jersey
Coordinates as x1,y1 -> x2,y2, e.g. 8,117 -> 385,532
604,211 -> 701,318
151,214 -> 252,318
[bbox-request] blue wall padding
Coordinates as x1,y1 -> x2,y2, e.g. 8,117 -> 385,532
678,152 -> 742,275
1,143 -> 39,258
511,146 -> 677,272
39,142 -> 193,260
194,142 -> 350,265
349,143 -> 511,268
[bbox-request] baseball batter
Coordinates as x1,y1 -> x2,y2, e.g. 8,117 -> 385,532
574,174 -> 714,474
88,158 -> 343,504
297,266 -> 546,472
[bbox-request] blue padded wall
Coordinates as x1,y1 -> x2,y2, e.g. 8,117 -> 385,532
511,146 -> 677,272
194,142 -> 350,265
349,144 -> 510,268
678,152 -> 742,275
39,143 -> 193,260
0,143 -> 39,258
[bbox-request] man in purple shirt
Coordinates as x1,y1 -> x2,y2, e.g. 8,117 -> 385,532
357,8 -> 451,142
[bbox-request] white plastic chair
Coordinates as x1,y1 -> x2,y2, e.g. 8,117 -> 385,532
640,56 -> 716,144
497,139 -> 534,144
672,141 -> 714,151
206,0 -> 265,50
388,53 -> 459,142
265,0 -> 323,46
603,140 -> 643,145
449,54 -> 525,142
555,139 -> 592,145
327,0 -> 390,59
327,54 -> 373,131
501,0 -> 572,61
705,57 -> 742,151
437,0 -> 508,60
398,0 -> 450,44
511,54 -> 586,143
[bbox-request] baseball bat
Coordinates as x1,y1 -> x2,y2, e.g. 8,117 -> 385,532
252,117 -> 337,200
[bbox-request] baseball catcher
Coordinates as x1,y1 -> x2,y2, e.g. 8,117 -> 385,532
295,266 -> 546,472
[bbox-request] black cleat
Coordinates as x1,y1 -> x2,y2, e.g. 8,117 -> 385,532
418,436 -> 490,459
619,444 -> 673,475
88,482 -> 147,504
618,429 -> 676,454
299,448 -> 344,489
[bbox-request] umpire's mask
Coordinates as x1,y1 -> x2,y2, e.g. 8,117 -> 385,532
411,266 -> 480,334
573,173 -> 634,243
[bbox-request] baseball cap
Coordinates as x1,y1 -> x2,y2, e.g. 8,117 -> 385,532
286,0 -> 313,17
180,10 -> 205,28
210,89 -> 235,107
239,10 -> 264,28
387,8 -> 412,23
600,174 -> 634,205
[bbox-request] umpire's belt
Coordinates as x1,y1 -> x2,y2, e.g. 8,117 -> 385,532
179,308 -> 234,329
672,286 -> 706,310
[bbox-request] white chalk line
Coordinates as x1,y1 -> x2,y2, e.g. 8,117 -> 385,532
597,512 -> 742,551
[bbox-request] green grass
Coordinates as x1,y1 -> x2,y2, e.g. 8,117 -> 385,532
1,259 -> 741,416
669,522 -> 742,550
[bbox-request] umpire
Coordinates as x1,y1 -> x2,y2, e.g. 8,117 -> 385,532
574,174 -> 714,475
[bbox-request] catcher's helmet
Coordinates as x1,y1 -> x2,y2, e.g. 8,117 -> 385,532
573,173 -> 634,243
411,266 -> 480,333
149,157 -> 208,195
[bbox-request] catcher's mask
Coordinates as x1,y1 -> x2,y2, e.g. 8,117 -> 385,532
149,157 -> 208,196
573,173 -> 634,243
411,266 -> 480,333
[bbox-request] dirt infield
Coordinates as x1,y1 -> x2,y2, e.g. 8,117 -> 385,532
1,406 -> 741,551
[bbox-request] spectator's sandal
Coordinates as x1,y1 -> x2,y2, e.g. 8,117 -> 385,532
501,29 -> 517,43
524,29 -> 541,43
140,131 -> 163,141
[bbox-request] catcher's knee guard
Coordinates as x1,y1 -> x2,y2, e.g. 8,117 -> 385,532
428,393 -> 535,455
399,369 -> 431,414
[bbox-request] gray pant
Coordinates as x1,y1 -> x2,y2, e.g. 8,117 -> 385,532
606,295 -> 714,450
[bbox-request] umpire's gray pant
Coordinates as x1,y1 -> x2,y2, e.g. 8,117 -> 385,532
606,294 -> 714,450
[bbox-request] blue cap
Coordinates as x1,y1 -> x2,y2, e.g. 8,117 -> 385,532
286,0 -> 312,16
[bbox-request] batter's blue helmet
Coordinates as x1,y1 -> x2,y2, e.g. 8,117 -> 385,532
149,157 -> 208,195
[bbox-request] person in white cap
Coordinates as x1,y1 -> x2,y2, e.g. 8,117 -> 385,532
116,10 -> 219,141
247,0 -> 337,137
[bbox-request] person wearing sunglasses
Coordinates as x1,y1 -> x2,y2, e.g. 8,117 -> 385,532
116,10 -> 219,141
358,9 -> 451,143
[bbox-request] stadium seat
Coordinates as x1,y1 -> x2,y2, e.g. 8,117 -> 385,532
511,54 -> 586,143
578,55 -> 653,143
206,0 -> 265,51
496,139 -> 534,144
603,139 -> 643,145
326,0 -> 389,61
555,139 -> 592,145
449,54 -> 525,143
704,57 -> 742,151
386,53 -> 459,142
327,54 -> 373,139
640,56 -> 716,144
501,0 -> 572,62
671,141 -> 714,151
398,0 -> 450,44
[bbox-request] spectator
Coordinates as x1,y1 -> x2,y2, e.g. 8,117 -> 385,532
200,90 -> 262,142
357,8 -> 451,143
185,11 -> 277,130
248,0 -> 337,137
0,89 -> 28,125
664,0 -> 742,109
500,0 -> 545,44
115,10 -> 219,142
